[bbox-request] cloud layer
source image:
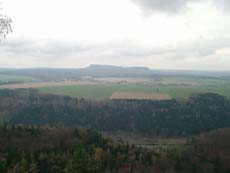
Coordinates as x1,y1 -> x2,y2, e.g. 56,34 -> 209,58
132,0 -> 192,14
132,0 -> 230,14
1,37 -> 230,70
0,0 -> 230,70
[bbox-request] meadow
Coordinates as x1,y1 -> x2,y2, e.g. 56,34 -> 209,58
37,82 -> 230,100
161,76 -> 228,85
0,74 -> 37,83
0,74 -> 230,100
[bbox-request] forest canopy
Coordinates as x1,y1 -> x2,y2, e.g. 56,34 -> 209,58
0,89 -> 229,137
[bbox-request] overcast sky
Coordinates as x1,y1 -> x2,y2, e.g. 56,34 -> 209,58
0,0 -> 230,70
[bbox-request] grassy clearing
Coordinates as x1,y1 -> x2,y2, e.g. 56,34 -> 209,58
156,84 -> 230,98
0,74 -> 37,83
38,84 -> 164,100
104,132 -> 187,149
38,83 -> 230,100
38,84 -> 120,100
161,76 -> 228,85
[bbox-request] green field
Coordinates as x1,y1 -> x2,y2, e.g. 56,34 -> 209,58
0,74 -> 37,83
161,76 -> 228,85
1,74 -> 229,100
38,83 -> 230,100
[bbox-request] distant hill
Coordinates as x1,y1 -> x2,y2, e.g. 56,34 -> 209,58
0,64 -> 152,80
81,64 -> 152,77
0,64 -> 230,80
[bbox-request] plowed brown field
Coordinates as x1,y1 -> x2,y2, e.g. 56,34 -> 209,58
110,91 -> 171,100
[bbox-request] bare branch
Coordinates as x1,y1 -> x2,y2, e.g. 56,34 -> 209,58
0,8 -> 13,41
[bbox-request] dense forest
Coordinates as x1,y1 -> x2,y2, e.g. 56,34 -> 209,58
0,89 -> 230,137
0,89 -> 230,172
0,124 -> 229,173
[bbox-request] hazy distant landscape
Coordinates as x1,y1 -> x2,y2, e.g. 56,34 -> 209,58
1,0 -> 230,171
1,65 -> 230,100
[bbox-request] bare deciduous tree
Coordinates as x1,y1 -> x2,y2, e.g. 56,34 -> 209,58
0,8 -> 12,41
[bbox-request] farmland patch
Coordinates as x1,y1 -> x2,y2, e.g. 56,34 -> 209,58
110,91 -> 171,100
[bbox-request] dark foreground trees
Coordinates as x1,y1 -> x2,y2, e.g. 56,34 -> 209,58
0,124 -> 229,173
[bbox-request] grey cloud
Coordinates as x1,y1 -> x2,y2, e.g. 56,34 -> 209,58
214,0 -> 230,12
182,38 -> 230,57
1,37 -> 230,69
0,38 -> 89,59
131,0 -> 230,14
113,38 -> 230,61
131,0 -> 191,14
